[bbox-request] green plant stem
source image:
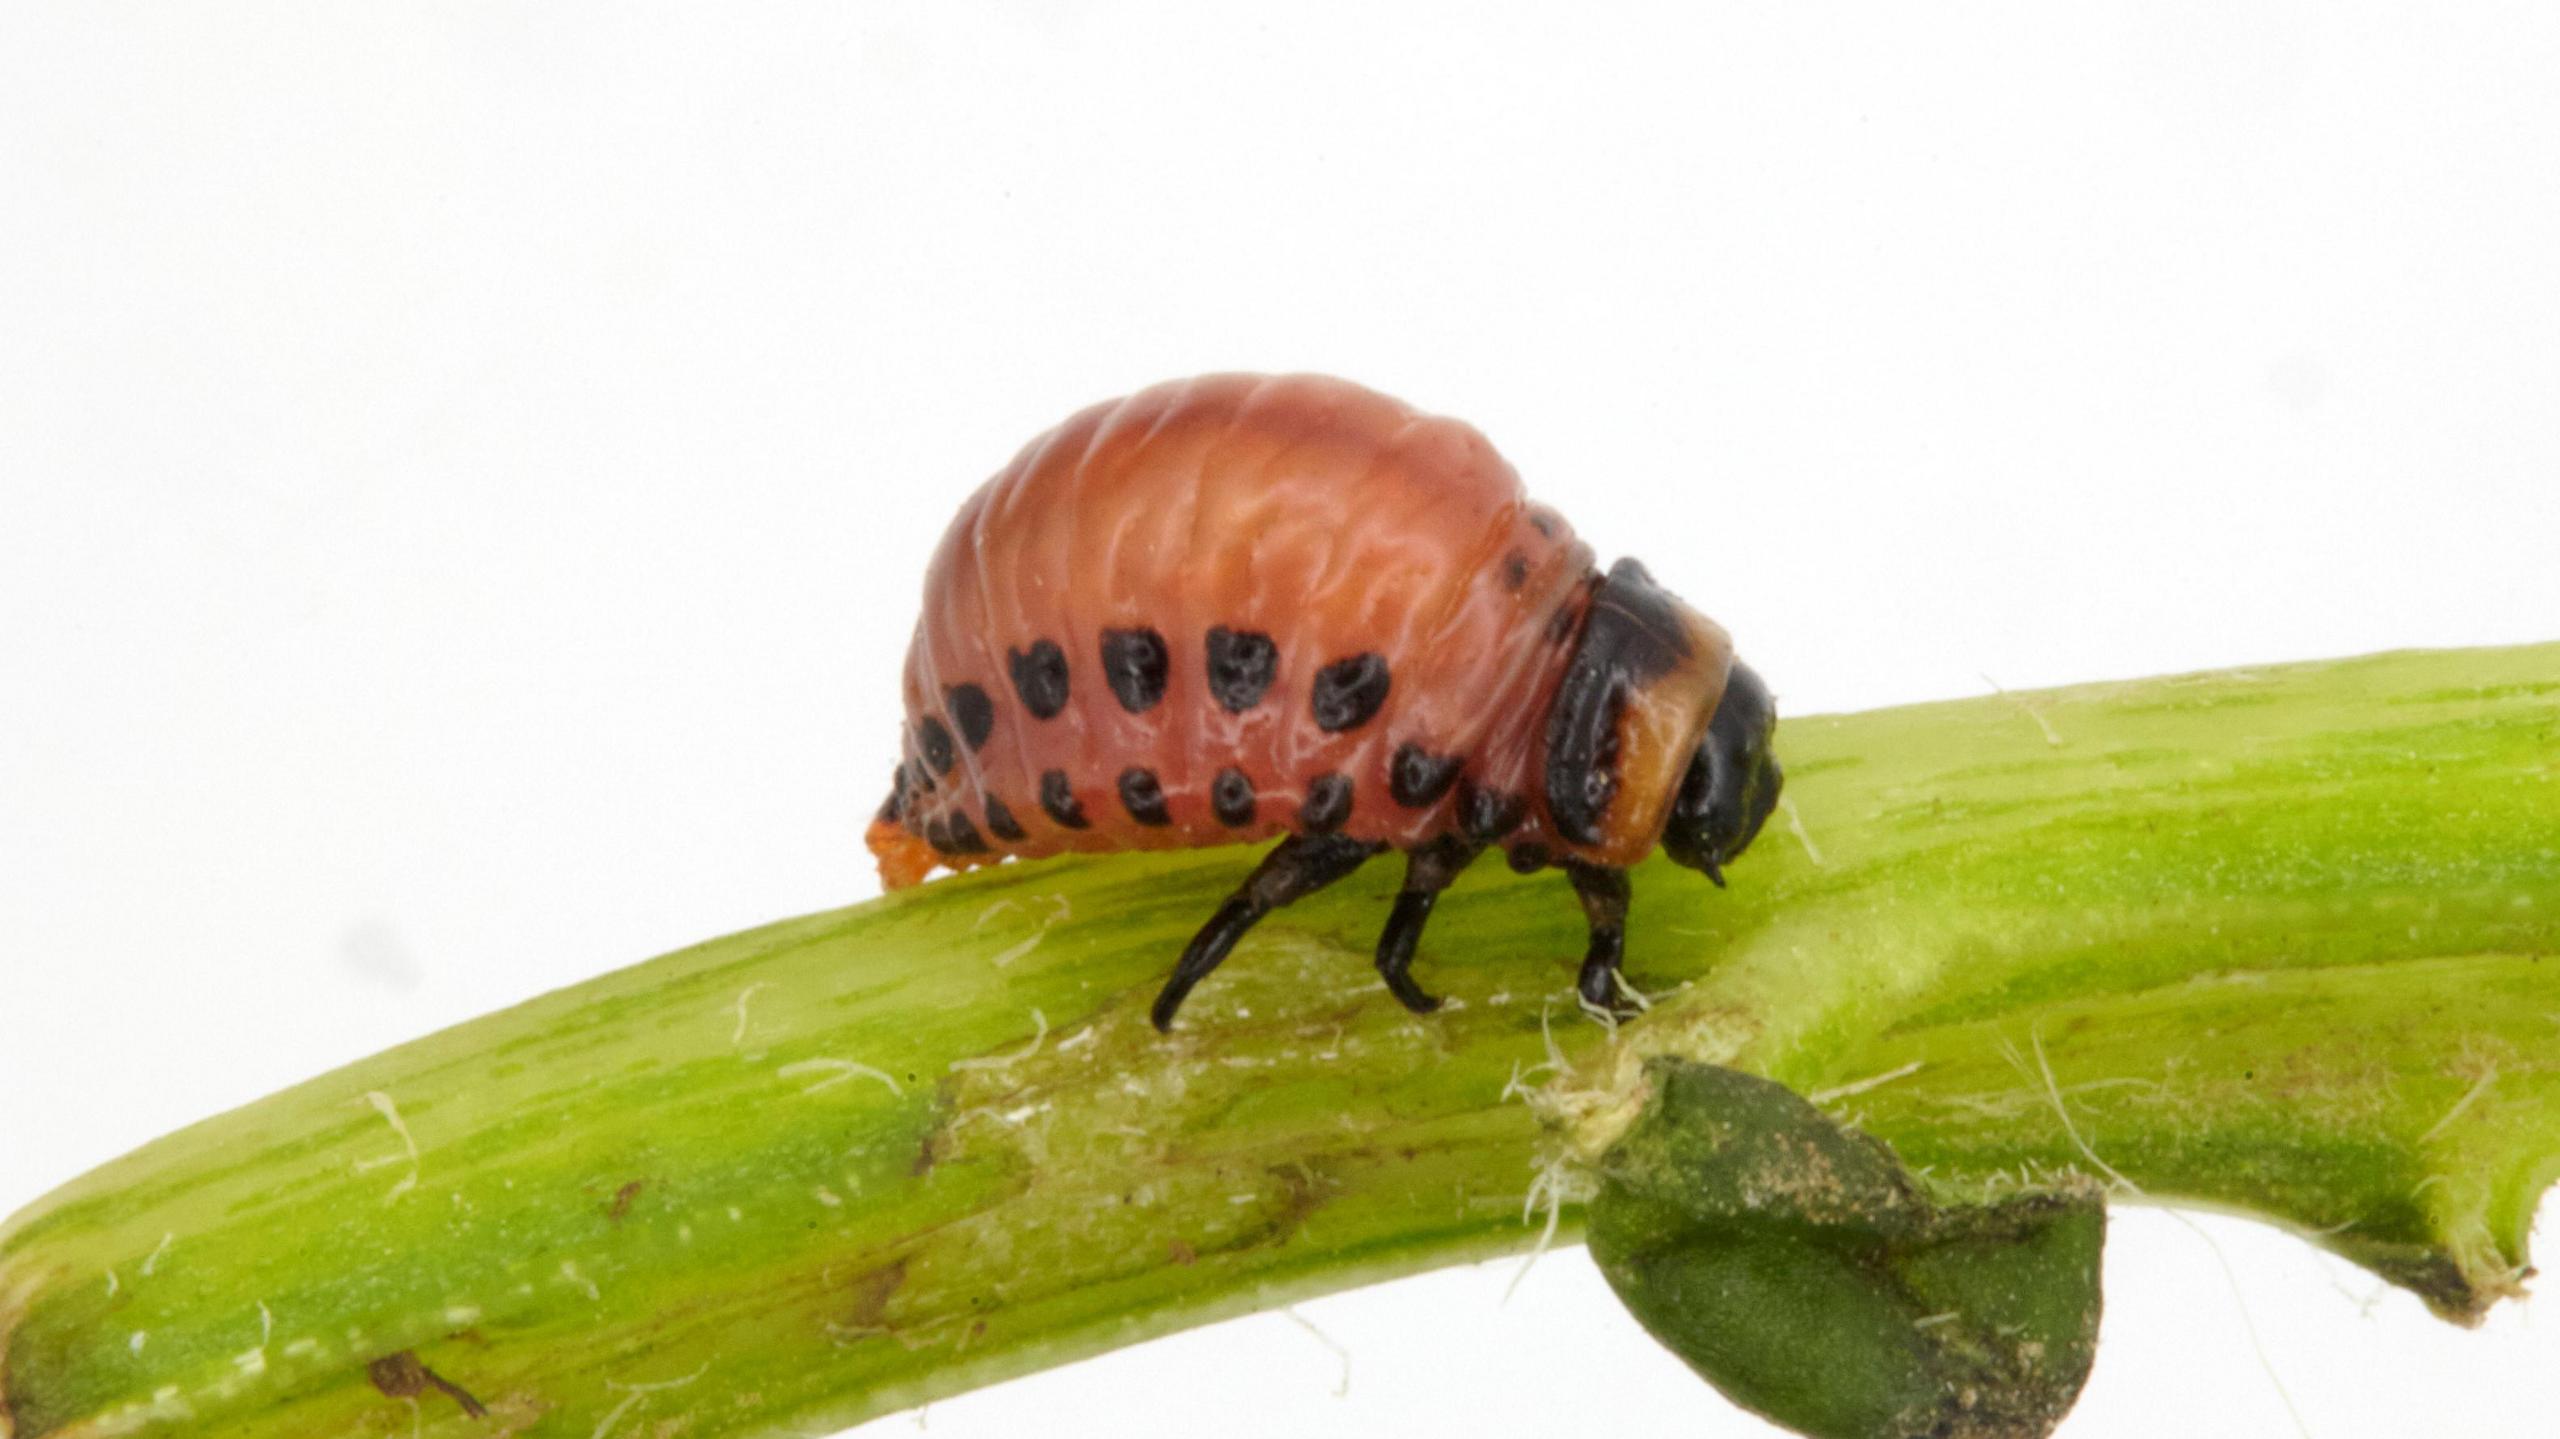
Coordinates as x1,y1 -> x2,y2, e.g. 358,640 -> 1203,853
4,644 -> 2555,1438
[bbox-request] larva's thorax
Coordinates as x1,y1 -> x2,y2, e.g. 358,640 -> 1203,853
871,373 -> 1735,889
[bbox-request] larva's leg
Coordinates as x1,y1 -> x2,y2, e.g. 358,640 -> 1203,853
1565,862 -> 1637,1016
1152,834 -> 1385,1031
1373,836 -> 1482,1014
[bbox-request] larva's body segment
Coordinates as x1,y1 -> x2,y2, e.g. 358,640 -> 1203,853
872,374 -> 1783,1026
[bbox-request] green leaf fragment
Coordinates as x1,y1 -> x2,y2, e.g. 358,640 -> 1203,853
1590,1060 -> 2104,1439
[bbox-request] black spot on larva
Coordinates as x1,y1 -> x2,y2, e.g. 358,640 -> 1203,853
916,717 -> 957,777
1118,766 -> 1170,825
1310,653 -> 1391,733
879,765 -> 910,823
1528,510 -> 1559,539
946,683 -> 995,750
1009,640 -> 1071,720
1389,742 -> 1463,808
982,794 -> 1026,843
927,810 -> 988,856
1211,767 -> 1257,827
1506,842 -> 1552,873
904,758 -> 937,796
1458,781 -> 1527,842
1204,626 -> 1278,713
1299,773 -> 1354,833
1101,628 -> 1170,714
1501,550 -> 1531,591
1039,770 -> 1088,829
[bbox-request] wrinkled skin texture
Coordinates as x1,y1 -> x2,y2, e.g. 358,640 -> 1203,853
869,373 -> 1772,1022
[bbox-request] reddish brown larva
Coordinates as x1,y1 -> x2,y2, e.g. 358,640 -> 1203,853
870,374 -> 1781,1028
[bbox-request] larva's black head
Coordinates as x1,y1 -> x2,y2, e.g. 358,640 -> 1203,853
1661,660 -> 1782,885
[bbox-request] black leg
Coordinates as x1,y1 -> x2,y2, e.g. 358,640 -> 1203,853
1152,833 -> 1384,1030
1565,862 -> 1636,1016
1372,836 -> 1482,1014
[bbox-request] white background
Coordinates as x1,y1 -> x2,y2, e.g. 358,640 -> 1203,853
5,4 -> 2557,1436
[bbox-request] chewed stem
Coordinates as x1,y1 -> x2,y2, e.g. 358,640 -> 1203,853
4,642 -> 2554,1438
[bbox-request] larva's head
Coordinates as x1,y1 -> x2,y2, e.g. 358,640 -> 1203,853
1659,660 -> 1782,883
